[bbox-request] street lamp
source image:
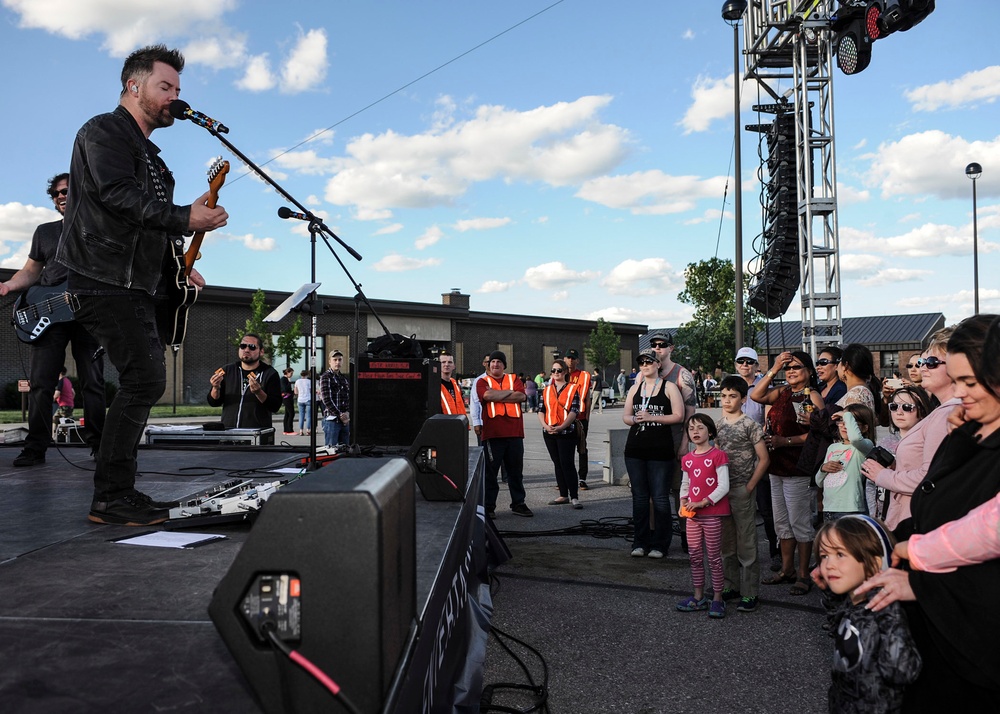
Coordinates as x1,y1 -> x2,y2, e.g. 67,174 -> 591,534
966,162 -> 982,315
723,0 -> 747,349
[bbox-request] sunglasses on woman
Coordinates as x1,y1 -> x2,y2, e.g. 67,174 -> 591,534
815,358 -> 840,366
916,356 -> 946,369
550,368 -> 564,374
888,402 -> 917,413
637,359 -> 656,366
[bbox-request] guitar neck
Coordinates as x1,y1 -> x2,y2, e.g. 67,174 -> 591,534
183,188 -> 220,278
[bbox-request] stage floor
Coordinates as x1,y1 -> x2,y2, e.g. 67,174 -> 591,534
0,442 -> 465,713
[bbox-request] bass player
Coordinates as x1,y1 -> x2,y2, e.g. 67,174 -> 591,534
0,173 -> 106,466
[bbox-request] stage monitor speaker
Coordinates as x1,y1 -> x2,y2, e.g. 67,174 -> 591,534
208,458 -> 416,714
354,356 -> 440,447
407,414 -> 469,501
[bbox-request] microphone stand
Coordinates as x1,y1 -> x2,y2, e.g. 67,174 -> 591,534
191,123 -> 395,468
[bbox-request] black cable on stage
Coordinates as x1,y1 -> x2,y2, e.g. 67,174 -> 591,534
496,515 -> 634,542
263,623 -> 363,714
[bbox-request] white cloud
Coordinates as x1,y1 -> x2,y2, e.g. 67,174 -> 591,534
182,34 -> 248,70
840,223 -> 1000,259
584,306 -> 689,325
576,170 -> 728,215
0,201 -> 58,246
374,223 -> 403,236
415,225 -> 444,250
863,130 -> 1000,199
270,149 -> 341,175
226,232 -> 275,251
373,254 -> 442,272
856,268 -> 933,287
602,258 -> 682,296
683,208 -> 728,226
280,28 -> 328,94
551,290 -> 569,301
678,74 -> 769,134
905,66 -> 1000,112
478,280 -> 516,293
836,182 -> 871,207
452,217 -> 511,232
682,29 -> 695,40
838,253 -> 883,277
236,54 -> 276,92
320,95 -> 630,214
523,262 -> 597,290
3,0 -> 237,55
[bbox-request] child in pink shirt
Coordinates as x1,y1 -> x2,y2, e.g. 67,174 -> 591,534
677,413 -> 731,618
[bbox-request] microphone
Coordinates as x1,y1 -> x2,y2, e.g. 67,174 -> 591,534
168,100 -> 230,134
277,206 -> 312,221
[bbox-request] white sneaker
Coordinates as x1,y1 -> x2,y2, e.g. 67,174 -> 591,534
571,498 -> 582,509
647,549 -> 664,559
630,547 -> 645,557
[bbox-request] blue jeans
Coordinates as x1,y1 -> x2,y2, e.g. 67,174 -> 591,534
626,456 -> 673,552
298,402 -> 311,432
484,437 -> 526,511
73,292 -> 167,501
322,417 -> 349,446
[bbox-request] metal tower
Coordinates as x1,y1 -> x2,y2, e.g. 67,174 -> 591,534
744,0 -> 843,356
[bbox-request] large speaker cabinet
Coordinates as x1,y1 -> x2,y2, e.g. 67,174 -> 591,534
208,458 -> 416,714
354,356 -> 440,446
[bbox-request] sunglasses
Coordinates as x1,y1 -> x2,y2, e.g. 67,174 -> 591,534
917,356 -> 946,370
905,363 -> 918,369
51,188 -> 69,197
815,358 -> 840,367
239,343 -> 259,350
550,368 -> 564,374
735,358 -> 757,365
888,402 -> 917,413
649,341 -> 669,348
637,359 -> 656,366
785,364 -> 805,372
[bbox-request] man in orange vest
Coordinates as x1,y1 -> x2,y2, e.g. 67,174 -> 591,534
476,350 -> 532,519
564,349 -> 592,490
438,351 -> 468,427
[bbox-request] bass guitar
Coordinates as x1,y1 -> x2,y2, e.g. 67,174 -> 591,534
166,157 -> 229,349
12,282 -> 78,343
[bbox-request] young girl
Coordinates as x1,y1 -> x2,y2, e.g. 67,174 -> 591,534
677,413 -> 730,618
815,404 -> 875,521
813,516 -> 922,713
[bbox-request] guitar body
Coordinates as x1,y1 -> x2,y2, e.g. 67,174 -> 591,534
12,281 -> 76,343
165,157 -> 229,350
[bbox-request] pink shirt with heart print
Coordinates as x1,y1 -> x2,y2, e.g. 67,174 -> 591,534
680,446 -> 731,517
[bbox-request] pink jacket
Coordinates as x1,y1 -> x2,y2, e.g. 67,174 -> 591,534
872,398 -> 960,530
908,493 -> 1000,573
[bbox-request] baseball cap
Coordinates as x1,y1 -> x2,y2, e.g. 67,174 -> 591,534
647,332 -> 672,347
637,349 -> 660,364
565,349 -> 580,359
735,347 -> 758,362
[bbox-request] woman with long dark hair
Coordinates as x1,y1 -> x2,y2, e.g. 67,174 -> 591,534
749,351 -> 824,595
538,359 -> 582,509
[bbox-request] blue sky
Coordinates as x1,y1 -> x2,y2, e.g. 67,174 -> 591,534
0,0 -> 997,331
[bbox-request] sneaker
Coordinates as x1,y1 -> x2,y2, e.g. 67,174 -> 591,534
579,480 -> 589,490
647,549 -> 664,559
737,596 -> 759,613
134,490 -> 180,510
676,596 -> 710,612
708,600 -> 727,619
721,588 -> 742,601
630,547 -> 646,557
510,503 -> 534,517
548,497 -> 570,505
571,498 -> 582,510
13,450 -> 45,467
89,493 -> 169,526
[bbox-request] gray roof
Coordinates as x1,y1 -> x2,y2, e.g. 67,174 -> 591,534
755,313 -> 946,352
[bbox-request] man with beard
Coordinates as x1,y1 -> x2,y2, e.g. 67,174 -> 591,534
56,44 -> 229,525
0,173 -> 106,466
208,333 -> 282,429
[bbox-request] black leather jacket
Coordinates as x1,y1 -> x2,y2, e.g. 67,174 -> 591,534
56,105 -> 191,295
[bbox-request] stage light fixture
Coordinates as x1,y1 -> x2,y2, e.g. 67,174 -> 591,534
835,20 -> 873,75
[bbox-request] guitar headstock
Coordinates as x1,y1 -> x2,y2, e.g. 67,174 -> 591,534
206,157 -> 230,192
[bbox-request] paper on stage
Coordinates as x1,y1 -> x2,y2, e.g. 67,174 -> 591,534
112,531 -> 227,549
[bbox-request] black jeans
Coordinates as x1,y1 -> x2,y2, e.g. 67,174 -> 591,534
74,292 -> 167,501
26,321 -> 106,453
282,396 -> 294,433
543,430 -> 578,499
576,417 -> 589,479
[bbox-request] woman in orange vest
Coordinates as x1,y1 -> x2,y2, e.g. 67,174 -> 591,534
538,359 -> 583,509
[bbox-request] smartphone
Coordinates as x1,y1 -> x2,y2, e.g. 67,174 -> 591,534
885,378 -> 904,390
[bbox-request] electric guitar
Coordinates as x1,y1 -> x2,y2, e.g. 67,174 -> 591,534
11,282 -> 78,343
166,157 -> 229,349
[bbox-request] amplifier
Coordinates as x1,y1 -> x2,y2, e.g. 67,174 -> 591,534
354,356 -> 440,446
145,425 -> 275,446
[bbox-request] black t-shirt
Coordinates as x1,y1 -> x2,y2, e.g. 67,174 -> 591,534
27,220 -> 67,286
624,379 -> 675,461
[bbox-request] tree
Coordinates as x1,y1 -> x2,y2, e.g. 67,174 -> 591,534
231,289 -> 304,368
673,258 -> 764,375
273,315 -> 304,369
584,318 -> 621,386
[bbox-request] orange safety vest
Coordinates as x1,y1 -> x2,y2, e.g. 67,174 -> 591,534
440,378 -> 467,416
568,369 -> 591,418
483,374 -> 522,419
542,382 -> 578,427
